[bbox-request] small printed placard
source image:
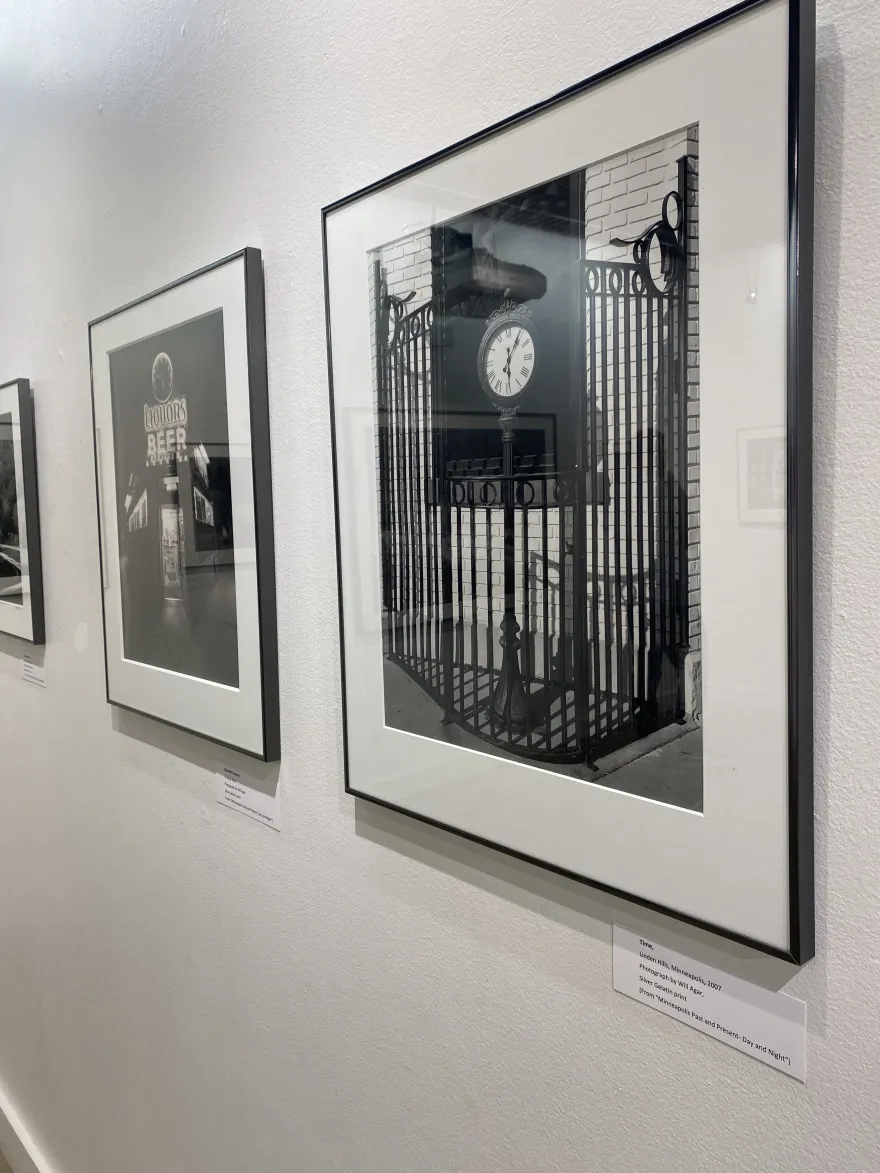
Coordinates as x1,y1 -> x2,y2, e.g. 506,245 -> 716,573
613,925 -> 806,1081
212,767 -> 280,831
22,656 -> 47,688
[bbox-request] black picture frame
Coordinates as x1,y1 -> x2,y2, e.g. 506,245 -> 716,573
89,248 -> 281,762
323,0 -> 814,963
0,378 -> 46,645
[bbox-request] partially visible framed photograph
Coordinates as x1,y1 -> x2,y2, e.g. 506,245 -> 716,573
324,0 -> 814,960
89,249 -> 280,761
0,379 -> 45,644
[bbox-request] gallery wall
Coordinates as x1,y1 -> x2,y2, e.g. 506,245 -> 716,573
0,0 -> 876,1170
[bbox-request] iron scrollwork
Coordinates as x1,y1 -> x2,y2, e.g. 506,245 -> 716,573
609,187 -> 685,297
378,278 -> 416,351
378,277 -> 436,355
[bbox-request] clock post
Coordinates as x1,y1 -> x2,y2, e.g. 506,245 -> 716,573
491,404 -> 529,732
476,294 -> 536,735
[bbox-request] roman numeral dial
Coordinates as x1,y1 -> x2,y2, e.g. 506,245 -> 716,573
478,316 -> 536,404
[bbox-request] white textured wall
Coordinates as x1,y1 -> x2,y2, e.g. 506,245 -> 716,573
0,1 -> 875,1171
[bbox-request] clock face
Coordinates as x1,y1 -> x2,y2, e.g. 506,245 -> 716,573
479,318 -> 536,403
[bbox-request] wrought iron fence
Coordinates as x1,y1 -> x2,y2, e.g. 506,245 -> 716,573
375,165 -> 689,767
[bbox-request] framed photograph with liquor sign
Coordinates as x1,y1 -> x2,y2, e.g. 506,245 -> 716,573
323,0 -> 815,960
89,249 -> 280,761
0,378 -> 45,644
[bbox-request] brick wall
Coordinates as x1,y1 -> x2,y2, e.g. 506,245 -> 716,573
685,127 -> 700,661
378,231 -> 433,303
584,125 -> 701,699
585,129 -> 692,262
368,228 -> 433,602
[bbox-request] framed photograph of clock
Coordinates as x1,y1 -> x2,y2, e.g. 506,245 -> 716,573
0,378 -> 45,644
89,249 -> 281,761
323,0 -> 814,961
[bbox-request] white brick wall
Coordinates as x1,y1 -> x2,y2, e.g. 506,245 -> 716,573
379,230 -> 432,302
586,130 -> 691,262
369,231 -> 435,653
585,124 -> 701,666
684,125 -> 700,656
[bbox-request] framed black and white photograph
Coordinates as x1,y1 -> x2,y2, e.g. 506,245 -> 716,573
324,0 -> 814,961
89,249 -> 280,761
0,378 -> 45,644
